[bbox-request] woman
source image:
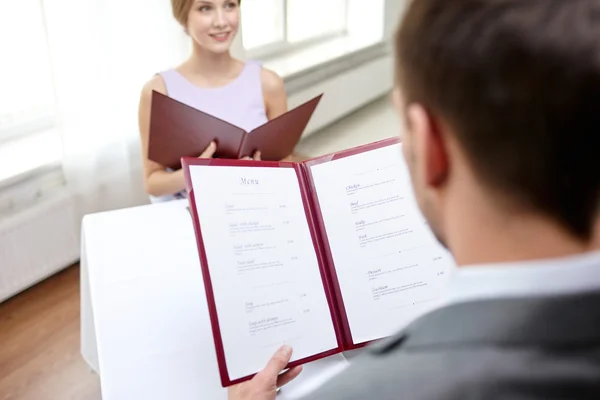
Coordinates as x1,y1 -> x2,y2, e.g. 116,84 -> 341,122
138,0 -> 288,202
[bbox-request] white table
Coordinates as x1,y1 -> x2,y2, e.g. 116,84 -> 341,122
80,199 -> 349,400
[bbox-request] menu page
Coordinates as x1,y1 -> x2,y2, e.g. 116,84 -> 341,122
309,144 -> 454,345
188,165 -> 339,382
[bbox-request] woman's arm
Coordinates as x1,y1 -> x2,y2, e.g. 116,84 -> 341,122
138,77 -> 216,197
138,77 -> 185,197
261,68 -> 292,160
261,68 -> 288,120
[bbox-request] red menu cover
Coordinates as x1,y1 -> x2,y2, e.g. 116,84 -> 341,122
182,137 -> 453,387
148,90 -> 323,170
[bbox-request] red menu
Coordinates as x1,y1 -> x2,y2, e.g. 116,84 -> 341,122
148,90 -> 322,170
182,137 -> 454,387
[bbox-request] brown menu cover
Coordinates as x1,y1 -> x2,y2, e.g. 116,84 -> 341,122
148,90 -> 323,170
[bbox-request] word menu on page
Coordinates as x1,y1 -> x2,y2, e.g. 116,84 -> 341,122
183,138 -> 454,387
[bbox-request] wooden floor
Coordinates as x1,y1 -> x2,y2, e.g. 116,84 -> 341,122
0,265 -> 101,400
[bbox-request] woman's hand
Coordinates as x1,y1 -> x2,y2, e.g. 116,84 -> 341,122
199,141 -> 218,158
228,345 -> 302,400
241,151 -> 261,161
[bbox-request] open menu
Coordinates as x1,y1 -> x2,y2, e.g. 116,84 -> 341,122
149,90 -> 322,170
182,137 -> 454,387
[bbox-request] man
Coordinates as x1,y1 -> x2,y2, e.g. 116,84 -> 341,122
229,0 -> 600,398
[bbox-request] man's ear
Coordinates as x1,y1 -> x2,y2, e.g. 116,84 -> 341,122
406,104 -> 449,187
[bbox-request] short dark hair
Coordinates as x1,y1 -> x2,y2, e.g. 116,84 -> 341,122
396,0 -> 600,239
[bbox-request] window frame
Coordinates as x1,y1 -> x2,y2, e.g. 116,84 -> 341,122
243,0 -> 350,60
0,113 -> 57,145
0,126 -> 63,191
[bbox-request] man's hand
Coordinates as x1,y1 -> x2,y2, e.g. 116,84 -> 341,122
228,345 -> 303,400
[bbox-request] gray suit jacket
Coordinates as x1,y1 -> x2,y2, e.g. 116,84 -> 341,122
304,291 -> 600,399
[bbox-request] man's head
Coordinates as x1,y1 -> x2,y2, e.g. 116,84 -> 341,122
394,0 -> 600,252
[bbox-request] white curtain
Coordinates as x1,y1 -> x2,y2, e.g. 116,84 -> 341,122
42,0 -> 191,219
41,0 -> 248,221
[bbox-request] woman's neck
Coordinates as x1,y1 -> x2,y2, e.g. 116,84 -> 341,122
183,42 -> 239,80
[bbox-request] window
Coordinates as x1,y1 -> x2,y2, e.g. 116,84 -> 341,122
241,0 -> 349,57
0,0 -> 61,186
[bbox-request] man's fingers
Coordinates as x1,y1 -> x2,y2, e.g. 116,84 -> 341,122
259,345 -> 293,379
276,366 -> 303,388
253,151 -> 262,161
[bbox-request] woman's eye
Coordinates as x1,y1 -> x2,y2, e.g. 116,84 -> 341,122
225,2 -> 237,9
199,5 -> 211,12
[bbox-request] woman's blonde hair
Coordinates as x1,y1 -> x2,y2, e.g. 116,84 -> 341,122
171,0 -> 193,26
171,0 -> 241,27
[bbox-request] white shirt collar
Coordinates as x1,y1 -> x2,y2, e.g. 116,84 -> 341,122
446,250 -> 600,305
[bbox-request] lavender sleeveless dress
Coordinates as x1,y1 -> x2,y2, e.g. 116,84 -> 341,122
150,60 -> 268,203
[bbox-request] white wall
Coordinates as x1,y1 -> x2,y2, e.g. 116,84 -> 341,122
291,55 -> 393,139
385,0 -> 410,38
288,0 -> 407,139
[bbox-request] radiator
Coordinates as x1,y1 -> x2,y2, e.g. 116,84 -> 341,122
290,55 -> 394,139
0,191 -> 79,303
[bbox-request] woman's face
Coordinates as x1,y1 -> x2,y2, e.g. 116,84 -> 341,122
186,0 -> 240,54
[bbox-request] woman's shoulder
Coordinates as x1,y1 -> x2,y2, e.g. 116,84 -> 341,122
259,65 -> 285,97
241,58 -> 283,88
141,74 -> 167,99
